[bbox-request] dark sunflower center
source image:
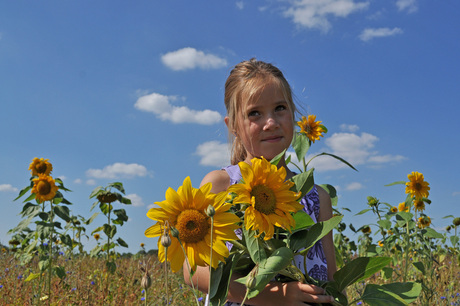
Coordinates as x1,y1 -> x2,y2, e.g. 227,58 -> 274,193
176,209 -> 209,243
415,182 -> 422,191
251,185 -> 276,215
35,161 -> 48,174
37,180 -> 51,195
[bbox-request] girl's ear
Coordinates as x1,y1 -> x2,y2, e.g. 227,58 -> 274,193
224,116 -> 230,128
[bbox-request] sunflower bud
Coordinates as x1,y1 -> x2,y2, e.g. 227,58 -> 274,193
446,225 -> 452,232
246,265 -> 258,290
205,205 -> 216,217
141,272 -> 152,290
161,233 -> 171,248
453,217 -> 460,227
170,226 -> 179,239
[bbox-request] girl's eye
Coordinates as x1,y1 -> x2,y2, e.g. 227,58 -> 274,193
248,110 -> 260,117
275,105 -> 287,112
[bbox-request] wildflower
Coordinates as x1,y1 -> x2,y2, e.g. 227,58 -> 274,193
140,243 -> 145,248
390,206 -> 398,213
418,216 -> 431,229
228,157 -> 303,240
141,297 -> 145,301
31,174 -> 58,203
94,234 -> 100,241
29,157 -> 53,176
0,285 -> 3,288
413,199 -> 425,212
145,177 -> 240,272
297,115 -> 326,143
398,202 -> 409,212
91,281 -> 95,285
141,289 -> 145,294
17,275 -> 23,280
405,171 -> 430,200
71,288 -> 76,292
59,251 -> 64,256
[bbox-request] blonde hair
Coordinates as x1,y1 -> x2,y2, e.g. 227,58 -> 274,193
224,58 -> 296,165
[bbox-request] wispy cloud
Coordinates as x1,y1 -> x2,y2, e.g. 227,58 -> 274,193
340,124 -> 360,133
345,182 -> 364,191
161,47 -> 227,71
288,127 -> 406,171
236,1 -> 244,10
195,141 -> 230,167
135,92 -> 222,125
0,184 -> 18,193
359,27 -> 403,41
86,162 -> 148,179
126,193 -> 145,207
396,0 -> 418,13
283,0 -> 369,33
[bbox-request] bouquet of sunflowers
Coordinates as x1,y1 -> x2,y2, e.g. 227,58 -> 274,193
145,115 -> 421,306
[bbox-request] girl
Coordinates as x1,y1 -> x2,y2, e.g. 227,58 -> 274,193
184,59 -> 336,305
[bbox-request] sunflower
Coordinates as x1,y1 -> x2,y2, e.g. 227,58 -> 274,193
227,157 -> 303,240
29,157 -> 53,176
297,115 -> 326,143
378,240 -> 384,247
145,177 -> 240,272
418,216 -> 431,229
413,199 -> 425,212
361,225 -> 371,235
94,234 -> 100,241
31,174 -> 58,203
405,171 -> 430,200
390,206 -> 398,213
398,202 -> 409,212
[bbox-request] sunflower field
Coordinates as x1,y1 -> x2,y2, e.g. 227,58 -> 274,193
1,154 -> 459,305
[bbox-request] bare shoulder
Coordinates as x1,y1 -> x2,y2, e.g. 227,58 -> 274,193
201,169 -> 231,193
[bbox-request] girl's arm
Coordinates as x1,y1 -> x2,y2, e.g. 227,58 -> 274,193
184,264 -> 334,305
317,185 -> 338,281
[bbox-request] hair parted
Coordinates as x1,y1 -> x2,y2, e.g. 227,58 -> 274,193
224,58 -> 297,165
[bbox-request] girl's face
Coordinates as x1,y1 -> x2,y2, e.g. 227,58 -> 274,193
237,81 -> 294,163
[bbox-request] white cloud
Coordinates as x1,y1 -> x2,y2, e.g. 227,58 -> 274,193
195,141 -> 231,167
236,1 -> 244,9
345,182 -> 363,191
359,27 -> 403,41
340,124 -> 359,132
283,0 -> 369,33
0,184 -> 18,192
289,128 -> 406,171
452,191 -> 460,197
73,178 -> 82,184
86,179 -> 97,186
396,0 -> 418,13
86,162 -> 148,179
161,47 -> 227,71
126,193 -> 144,207
135,92 -> 222,125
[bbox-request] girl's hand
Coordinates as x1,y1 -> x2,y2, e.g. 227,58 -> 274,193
281,282 -> 335,305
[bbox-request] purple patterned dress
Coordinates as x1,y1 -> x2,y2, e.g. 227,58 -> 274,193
218,165 -> 328,306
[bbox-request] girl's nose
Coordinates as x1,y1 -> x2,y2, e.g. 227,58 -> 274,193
263,116 -> 279,130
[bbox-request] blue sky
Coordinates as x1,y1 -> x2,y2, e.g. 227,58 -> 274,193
1,0 -> 459,253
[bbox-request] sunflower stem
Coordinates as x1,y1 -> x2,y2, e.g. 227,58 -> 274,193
178,239 -> 200,305
240,288 -> 250,306
48,199 -> 54,304
208,216 -> 214,300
